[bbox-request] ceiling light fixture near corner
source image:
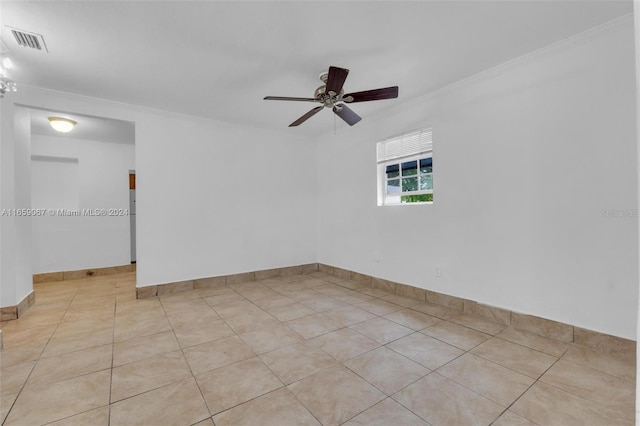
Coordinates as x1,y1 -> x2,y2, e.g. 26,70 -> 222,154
2,57 -> 13,69
48,117 -> 76,133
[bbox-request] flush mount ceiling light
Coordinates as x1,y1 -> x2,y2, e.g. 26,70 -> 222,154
48,117 -> 76,133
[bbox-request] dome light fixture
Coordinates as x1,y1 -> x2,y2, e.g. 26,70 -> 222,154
48,117 -> 76,133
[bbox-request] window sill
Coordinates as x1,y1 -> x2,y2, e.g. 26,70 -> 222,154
379,201 -> 433,207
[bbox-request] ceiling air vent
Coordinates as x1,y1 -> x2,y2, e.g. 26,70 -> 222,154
7,27 -> 48,52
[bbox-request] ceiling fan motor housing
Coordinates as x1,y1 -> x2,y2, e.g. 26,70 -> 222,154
315,84 -> 345,108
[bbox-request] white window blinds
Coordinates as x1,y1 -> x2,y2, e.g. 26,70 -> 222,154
376,128 -> 432,163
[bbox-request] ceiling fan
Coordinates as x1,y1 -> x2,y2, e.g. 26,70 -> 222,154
264,66 -> 398,127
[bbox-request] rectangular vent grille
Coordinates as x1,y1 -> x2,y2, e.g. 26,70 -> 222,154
9,28 -> 47,52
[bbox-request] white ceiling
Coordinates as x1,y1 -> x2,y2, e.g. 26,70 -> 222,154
1,1 -> 633,137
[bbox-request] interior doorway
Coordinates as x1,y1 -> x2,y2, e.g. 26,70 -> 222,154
27,107 -> 136,274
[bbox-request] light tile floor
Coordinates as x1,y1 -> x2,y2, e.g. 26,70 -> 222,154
0,271 -> 635,425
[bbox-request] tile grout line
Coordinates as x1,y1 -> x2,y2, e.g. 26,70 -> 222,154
265,276 -> 432,424
1,282 -> 78,424
158,292 -> 215,424
521,348 -> 635,421
191,282 -> 322,424
282,275 -> 561,425
109,283 -> 119,426
465,338 -> 559,379
388,375 -> 438,424
4,277 -> 122,425
210,274 -> 377,424
387,332 -> 501,423
487,351 -> 567,425
426,330 -> 566,418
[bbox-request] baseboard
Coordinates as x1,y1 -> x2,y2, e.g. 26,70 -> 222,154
0,290 -> 36,321
316,263 -> 635,356
136,263 -> 320,299
137,261 -> 633,355
33,263 -> 137,284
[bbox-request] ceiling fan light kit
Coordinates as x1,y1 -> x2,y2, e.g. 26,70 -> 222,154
264,66 -> 398,127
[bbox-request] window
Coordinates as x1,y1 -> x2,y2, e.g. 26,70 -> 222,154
377,128 -> 433,205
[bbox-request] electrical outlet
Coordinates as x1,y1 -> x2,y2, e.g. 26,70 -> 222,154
435,267 -> 441,277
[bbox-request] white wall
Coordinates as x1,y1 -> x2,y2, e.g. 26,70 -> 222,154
0,85 -> 318,305
0,107 -> 33,307
30,135 -> 135,273
317,18 -> 638,339
136,115 -> 318,285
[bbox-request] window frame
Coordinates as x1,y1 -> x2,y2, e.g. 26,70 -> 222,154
376,128 -> 433,206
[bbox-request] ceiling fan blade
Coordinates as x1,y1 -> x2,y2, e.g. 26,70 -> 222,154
343,86 -> 399,103
264,96 -> 319,102
333,104 -> 362,126
289,106 -> 324,127
326,66 -> 349,95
